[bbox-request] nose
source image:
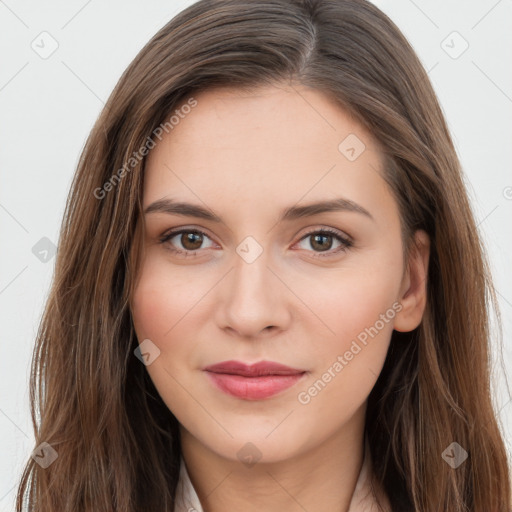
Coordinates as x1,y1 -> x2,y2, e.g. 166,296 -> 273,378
214,244 -> 292,340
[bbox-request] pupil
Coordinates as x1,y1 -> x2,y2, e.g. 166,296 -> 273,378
312,234 -> 331,251
183,232 -> 202,250
178,232 -> 333,252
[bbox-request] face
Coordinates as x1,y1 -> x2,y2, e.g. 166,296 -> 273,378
130,83 -> 426,464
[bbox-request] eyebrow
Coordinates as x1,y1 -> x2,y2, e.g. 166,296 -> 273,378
144,197 -> 373,223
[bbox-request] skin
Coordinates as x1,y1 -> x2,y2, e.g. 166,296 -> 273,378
130,83 -> 430,512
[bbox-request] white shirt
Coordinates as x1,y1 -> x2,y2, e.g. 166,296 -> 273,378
174,438 -> 391,512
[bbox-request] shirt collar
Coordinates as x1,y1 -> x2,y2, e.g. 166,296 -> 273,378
174,437 -> 390,512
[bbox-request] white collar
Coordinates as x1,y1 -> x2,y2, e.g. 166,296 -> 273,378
174,437 -> 390,511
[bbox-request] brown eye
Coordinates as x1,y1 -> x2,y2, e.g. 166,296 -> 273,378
295,228 -> 352,258
309,233 -> 334,252
159,229 -> 214,256
179,231 -> 203,250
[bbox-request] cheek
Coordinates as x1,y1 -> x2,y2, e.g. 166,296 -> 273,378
130,256 -> 202,417
338,282 -> 397,347
300,263 -> 401,350
294,253 -> 402,404
131,253 -> 207,341
295,284 -> 397,418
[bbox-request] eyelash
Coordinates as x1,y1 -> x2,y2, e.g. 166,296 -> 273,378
158,227 -> 353,259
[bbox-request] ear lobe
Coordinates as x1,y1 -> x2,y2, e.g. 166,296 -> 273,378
393,230 -> 430,333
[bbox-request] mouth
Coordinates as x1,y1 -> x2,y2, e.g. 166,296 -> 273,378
202,360 -> 307,400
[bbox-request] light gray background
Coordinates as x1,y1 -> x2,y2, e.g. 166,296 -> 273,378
1,0 -> 511,509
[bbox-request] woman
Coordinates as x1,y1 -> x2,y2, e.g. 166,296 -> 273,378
16,0 -> 511,510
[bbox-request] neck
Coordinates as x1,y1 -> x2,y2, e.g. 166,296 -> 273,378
179,404 -> 367,512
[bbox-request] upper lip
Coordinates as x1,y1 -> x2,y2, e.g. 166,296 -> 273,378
203,360 -> 306,377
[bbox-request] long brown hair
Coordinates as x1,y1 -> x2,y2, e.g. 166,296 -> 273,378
16,0 -> 511,510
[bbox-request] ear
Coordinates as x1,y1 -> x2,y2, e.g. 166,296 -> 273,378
393,230 -> 430,332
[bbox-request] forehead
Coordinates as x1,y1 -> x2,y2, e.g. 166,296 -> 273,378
143,84 -> 392,221
164,84 -> 379,160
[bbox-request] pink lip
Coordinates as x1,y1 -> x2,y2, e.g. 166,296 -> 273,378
203,360 -> 307,400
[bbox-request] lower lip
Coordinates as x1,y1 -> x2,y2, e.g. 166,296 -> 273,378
204,371 -> 306,400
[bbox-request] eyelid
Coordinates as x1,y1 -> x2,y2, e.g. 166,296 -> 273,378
292,226 -> 353,258
295,225 -> 353,244
158,226 -> 219,251
159,224 -> 353,258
